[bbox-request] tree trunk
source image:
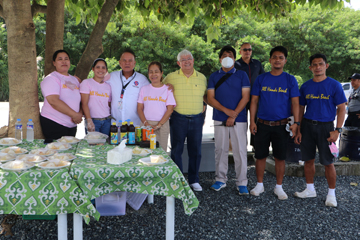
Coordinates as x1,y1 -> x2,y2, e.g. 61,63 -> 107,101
44,0 -> 65,76
3,0 -> 42,139
74,0 -> 119,80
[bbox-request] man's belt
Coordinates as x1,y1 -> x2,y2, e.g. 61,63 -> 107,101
303,118 -> 332,125
257,118 -> 288,126
92,115 -> 113,121
348,111 -> 360,115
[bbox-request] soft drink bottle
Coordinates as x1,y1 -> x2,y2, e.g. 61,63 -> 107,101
128,121 -> 135,144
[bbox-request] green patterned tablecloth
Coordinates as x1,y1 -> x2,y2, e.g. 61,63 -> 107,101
71,140 -> 199,215
0,140 -> 99,223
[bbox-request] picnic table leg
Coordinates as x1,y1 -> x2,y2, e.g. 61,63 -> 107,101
58,214 -> 68,240
166,196 -> 175,240
73,213 -> 83,240
147,194 -> 154,204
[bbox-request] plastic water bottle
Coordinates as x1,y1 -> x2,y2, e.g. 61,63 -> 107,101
15,119 -> 23,140
26,119 -> 34,142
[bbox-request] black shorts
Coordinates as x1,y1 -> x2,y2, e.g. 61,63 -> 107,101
40,115 -> 77,143
254,122 -> 289,160
344,113 -> 360,128
300,119 -> 334,165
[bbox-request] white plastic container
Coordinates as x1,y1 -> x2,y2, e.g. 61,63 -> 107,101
126,192 -> 148,211
95,192 -> 126,216
26,119 -> 34,142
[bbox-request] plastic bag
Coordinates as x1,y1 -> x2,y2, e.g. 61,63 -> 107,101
329,142 -> 339,158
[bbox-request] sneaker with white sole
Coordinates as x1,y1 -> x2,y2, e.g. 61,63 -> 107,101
325,195 -> 337,207
294,188 -> 317,198
274,187 -> 288,200
190,183 -> 203,192
210,181 -> 226,191
250,185 -> 264,196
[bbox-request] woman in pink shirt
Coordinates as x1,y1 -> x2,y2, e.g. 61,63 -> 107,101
80,58 -> 112,135
137,61 -> 176,150
40,50 -> 82,142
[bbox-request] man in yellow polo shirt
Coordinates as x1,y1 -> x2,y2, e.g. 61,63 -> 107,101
163,49 -> 207,191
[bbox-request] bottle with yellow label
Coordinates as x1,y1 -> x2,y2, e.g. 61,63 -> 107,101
110,122 -> 118,145
120,122 -> 128,143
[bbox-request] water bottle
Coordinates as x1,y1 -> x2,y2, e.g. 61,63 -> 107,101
15,119 -> 23,140
26,119 -> 34,142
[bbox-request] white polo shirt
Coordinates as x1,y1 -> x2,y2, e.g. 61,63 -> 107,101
106,70 -> 149,126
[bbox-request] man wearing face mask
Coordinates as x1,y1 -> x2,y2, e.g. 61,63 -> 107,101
207,45 -> 251,195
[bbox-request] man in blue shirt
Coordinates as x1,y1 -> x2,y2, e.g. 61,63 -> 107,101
207,45 -> 250,195
235,42 -> 265,149
294,54 -> 346,207
249,46 -> 300,200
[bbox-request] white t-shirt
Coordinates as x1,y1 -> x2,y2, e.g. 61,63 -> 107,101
106,70 -> 149,126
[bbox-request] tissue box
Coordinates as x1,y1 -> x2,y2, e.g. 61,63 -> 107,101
107,147 -> 132,165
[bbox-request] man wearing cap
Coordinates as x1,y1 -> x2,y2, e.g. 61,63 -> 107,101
294,53 -> 346,207
344,73 -> 360,127
235,42 -> 265,149
207,45 -> 250,195
106,49 -> 149,126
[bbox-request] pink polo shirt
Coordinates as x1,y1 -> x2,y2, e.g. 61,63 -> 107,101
40,71 -> 81,128
137,84 -> 176,121
80,78 -> 111,118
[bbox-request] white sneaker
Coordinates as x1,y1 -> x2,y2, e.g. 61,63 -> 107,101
250,185 -> 264,196
190,183 -> 203,192
325,195 -> 337,207
294,188 -> 317,198
274,187 -> 288,200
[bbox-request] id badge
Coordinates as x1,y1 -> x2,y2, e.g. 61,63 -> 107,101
118,98 -> 123,110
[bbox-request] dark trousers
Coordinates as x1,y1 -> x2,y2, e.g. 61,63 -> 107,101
40,115 -> 77,143
170,111 -> 204,184
344,113 -> 360,128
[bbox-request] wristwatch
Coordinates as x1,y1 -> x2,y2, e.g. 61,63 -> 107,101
294,122 -> 300,126
335,127 -> 342,133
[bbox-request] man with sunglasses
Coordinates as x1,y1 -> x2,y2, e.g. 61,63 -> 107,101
344,73 -> 360,127
235,43 -> 265,149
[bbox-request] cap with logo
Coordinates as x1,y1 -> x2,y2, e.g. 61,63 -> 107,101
348,73 -> 360,80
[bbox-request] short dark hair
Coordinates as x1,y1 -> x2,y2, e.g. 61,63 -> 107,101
309,53 -> 327,65
52,50 -> 70,62
92,58 -> 107,69
120,48 -> 136,59
219,45 -> 236,59
270,46 -> 288,58
240,42 -> 251,48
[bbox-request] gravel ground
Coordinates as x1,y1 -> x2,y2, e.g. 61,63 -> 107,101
1,161 -> 360,240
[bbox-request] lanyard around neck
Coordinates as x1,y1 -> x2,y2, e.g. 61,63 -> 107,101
120,71 -> 137,99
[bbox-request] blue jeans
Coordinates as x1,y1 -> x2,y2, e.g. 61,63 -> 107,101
85,118 -> 111,136
170,111 -> 204,184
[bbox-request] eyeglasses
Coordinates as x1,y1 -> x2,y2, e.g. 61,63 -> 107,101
180,58 -> 193,62
242,48 -> 252,52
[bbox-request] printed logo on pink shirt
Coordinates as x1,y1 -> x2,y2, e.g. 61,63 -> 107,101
90,91 -> 110,98
62,84 -> 79,90
143,96 -> 166,103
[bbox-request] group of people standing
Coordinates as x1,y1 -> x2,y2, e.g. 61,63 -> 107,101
39,43 -> 347,207
209,44 -> 346,208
